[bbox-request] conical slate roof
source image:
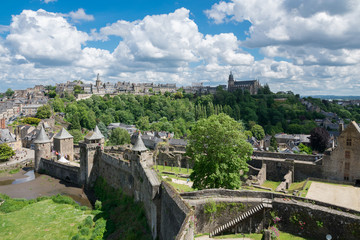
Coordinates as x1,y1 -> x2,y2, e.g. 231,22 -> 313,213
34,125 -> 51,144
85,126 -> 104,140
132,132 -> 147,152
94,125 -> 105,139
54,128 -> 73,139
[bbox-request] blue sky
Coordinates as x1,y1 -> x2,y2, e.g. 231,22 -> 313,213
0,0 -> 359,95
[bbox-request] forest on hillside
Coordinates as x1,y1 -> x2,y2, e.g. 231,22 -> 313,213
48,86 -> 353,138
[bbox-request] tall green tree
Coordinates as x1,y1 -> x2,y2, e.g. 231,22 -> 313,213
35,105 -> 51,119
310,127 -> 330,153
5,88 -> 14,97
108,128 -> 130,146
187,113 -> 253,190
0,143 -> 15,162
251,124 -> 265,140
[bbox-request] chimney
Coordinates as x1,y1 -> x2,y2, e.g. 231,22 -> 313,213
0,118 -> 5,129
339,123 -> 344,133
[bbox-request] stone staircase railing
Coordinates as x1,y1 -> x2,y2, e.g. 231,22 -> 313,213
209,201 -> 272,238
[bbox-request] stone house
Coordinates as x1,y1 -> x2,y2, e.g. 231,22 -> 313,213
323,121 -> 360,184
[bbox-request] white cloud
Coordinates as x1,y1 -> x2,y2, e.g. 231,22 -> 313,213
42,0 -> 57,3
6,9 -> 89,66
1,7 -> 360,95
69,8 -> 94,22
206,0 -> 360,65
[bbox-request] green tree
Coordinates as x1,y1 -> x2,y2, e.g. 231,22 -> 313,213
298,143 -> 312,154
97,122 -> 109,139
0,143 -> 15,162
35,105 -> 51,119
136,116 -> 150,131
270,135 -> 278,152
5,88 -> 14,97
187,113 -> 253,190
108,128 -> 130,146
310,127 -> 330,153
251,124 -> 265,140
70,113 -> 81,130
51,98 -> 65,112
68,129 -> 84,144
21,117 -> 41,126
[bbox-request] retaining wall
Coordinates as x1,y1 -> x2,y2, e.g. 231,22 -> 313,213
40,158 -> 81,185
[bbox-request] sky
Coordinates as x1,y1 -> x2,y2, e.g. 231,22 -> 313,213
0,0 -> 359,95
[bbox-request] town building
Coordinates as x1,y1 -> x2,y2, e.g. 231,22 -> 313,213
227,72 -> 260,94
323,121 -> 360,184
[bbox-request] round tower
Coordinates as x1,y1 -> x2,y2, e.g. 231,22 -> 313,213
34,125 -> 52,172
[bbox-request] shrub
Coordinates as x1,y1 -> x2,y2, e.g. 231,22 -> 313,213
90,218 -> 106,240
71,235 -> 80,240
95,200 -> 102,210
84,216 -> 93,228
51,194 -> 76,206
80,227 -> 90,236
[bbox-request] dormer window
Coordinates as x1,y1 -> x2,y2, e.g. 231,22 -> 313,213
346,138 -> 352,146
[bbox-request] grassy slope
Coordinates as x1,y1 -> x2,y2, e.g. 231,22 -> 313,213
0,199 -> 90,240
214,231 -> 311,240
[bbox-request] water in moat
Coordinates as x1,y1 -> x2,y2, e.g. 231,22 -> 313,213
0,168 -> 92,208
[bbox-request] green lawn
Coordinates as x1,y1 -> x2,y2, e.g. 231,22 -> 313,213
262,180 -> 281,191
153,165 -> 193,174
301,181 -> 312,197
0,199 -> 92,240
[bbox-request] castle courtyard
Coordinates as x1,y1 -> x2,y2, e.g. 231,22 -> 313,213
306,181 -> 360,211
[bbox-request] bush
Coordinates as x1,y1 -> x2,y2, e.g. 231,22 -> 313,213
95,200 -> 102,210
71,235 -> 80,240
51,194 -> 77,206
84,216 -> 93,228
80,227 -> 90,236
90,218 -> 106,240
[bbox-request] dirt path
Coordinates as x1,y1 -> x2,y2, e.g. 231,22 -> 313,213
306,181 -> 360,211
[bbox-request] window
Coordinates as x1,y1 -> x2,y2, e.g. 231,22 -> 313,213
346,138 -> 352,146
344,173 -> 349,181
345,151 -> 351,159
345,162 -> 350,171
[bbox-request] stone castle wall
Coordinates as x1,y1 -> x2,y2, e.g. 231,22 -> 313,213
40,158 -> 81,185
181,189 -> 360,239
95,151 -> 192,240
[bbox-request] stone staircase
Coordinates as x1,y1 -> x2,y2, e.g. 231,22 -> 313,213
209,201 -> 272,238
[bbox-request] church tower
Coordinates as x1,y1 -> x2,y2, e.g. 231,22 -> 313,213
34,125 -> 52,172
228,71 -> 235,91
95,73 -> 102,87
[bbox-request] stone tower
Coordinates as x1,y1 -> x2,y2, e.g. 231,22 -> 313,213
228,71 -> 234,90
95,73 -> 102,87
131,132 -> 153,165
79,125 -> 104,187
53,128 -> 74,161
34,125 -> 52,172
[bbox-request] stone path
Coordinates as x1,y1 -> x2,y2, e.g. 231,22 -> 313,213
306,181 -> 360,211
162,176 -> 193,187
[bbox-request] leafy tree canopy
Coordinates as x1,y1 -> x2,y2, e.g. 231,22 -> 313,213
251,124 -> 265,140
21,117 -> 41,126
0,143 -> 15,162
35,105 -> 51,119
108,128 -> 130,146
309,127 -> 330,153
187,113 -> 253,190
5,88 -> 14,97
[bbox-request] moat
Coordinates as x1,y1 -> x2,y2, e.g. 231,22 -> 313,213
0,168 -> 92,208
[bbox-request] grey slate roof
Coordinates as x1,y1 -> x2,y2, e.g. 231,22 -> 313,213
85,126 -> 104,140
132,133 -> 147,152
0,129 -> 16,144
34,126 -> 51,144
54,128 -> 73,139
